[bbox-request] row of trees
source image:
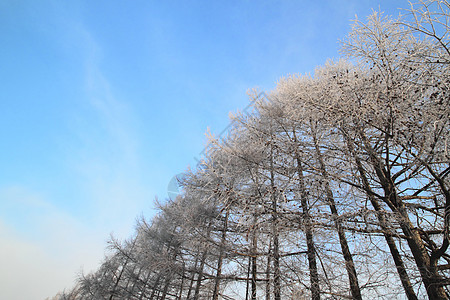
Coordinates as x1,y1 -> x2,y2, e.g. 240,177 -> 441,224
52,1 -> 449,299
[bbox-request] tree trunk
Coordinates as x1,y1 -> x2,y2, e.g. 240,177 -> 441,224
251,215 -> 258,300
312,127 -> 362,300
194,221 -> 213,300
149,275 -> 161,300
265,240 -> 272,300
296,154 -> 320,300
246,255 -> 251,300
212,209 -> 230,300
186,256 -> 199,300
193,250 -> 207,300
270,141 -> 281,300
343,130 -> 418,300
359,130 -> 448,299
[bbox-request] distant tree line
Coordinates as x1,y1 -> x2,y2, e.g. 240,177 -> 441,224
51,1 -> 449,299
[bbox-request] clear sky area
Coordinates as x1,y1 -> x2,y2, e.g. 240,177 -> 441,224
0,1 -> 410,299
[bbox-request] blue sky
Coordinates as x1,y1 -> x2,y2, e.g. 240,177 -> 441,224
0,1 -> 408,299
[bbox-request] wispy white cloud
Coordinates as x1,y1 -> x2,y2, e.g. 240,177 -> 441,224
0,186 -> 105,300
69,24 -> 152,232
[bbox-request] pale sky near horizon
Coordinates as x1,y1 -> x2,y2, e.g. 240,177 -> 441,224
0,1 -> 408,299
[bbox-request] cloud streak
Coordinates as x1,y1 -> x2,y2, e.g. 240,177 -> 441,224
0,186 -> 105,300
72,25 -> 151,230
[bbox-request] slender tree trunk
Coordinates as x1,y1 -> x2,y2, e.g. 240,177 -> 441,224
212,209 -> 230,300
295,154 -> 320,300
251,214 -> 258,300
246,255 -> 251,300
160,275 -> 172,300
129,265 -> 142,297
109,258 -> 127,300
109,239 -> 137,300
246,213 -> 258,300
194,221 -> 213,300
270,141 -> 281,300
186,256 -> 199,300
149,275 -> 161,300
265,240 -> 272,300
139,270 -> 153,300
312,126 -> 362,300
193,252 -> 206,300
177,265 -> 185,300
344,132 -> 418,300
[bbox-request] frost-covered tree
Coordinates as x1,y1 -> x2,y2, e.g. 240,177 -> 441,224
52,1 -> 449,299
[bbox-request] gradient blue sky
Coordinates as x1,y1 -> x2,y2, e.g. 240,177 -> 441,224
0,1 -> 408,299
